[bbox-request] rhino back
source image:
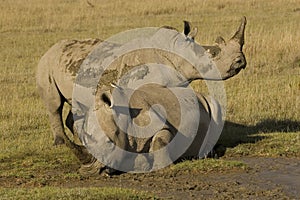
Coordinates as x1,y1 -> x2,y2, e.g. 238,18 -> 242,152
36,39 -> 101,103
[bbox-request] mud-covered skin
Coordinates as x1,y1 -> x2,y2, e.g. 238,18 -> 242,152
61,39 -> 102,76
36,38 -> 101,146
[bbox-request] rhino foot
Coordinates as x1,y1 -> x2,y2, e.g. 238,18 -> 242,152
100,167 -> 121,177
205,144 -> 226,159
212,144 -> 226,158
79,157 -> 104,177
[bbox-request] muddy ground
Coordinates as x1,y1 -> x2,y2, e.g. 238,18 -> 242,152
1,157 -> 299,199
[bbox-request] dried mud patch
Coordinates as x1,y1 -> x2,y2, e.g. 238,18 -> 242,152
1,157 -> 299,199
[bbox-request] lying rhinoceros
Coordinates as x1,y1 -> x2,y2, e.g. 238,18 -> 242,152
73,83 -> 222,173
36,17 -> 247,175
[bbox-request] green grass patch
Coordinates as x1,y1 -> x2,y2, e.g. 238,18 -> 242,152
0,187 -> 156,200
225,132 -> 300,158
170,159 -> 247,174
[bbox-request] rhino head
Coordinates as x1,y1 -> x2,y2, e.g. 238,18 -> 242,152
184,17 -> 247,80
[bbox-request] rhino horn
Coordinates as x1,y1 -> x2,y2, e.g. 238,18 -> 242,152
230,16 -> 247,47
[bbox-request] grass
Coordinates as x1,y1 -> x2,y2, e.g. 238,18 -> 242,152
224,132 -> 300,157
0,0 -> 299,198
0,187 -> 155,200
170,159 -> 247,174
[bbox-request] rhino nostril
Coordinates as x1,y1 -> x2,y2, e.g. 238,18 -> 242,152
234,57 -> 246,69
236,58 -> 242,65
235,67 -> 242,73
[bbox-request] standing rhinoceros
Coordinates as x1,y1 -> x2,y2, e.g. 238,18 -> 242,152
36,17 -> 247,174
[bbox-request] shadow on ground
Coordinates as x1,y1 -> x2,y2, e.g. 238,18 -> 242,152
215,119 -> 300,156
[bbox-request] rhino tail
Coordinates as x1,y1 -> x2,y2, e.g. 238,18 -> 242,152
198,96 -> 223,158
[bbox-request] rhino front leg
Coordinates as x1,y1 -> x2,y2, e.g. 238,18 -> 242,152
150,129 -> 174,170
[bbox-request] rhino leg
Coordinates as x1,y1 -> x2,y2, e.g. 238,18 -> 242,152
63,110 -> 98,169
150,129 -> 174,170
39,80 -> 67,145
36,69 -> 66,145
79,157 -> 106,177
48,106 -> 66,145
39,95 -> 103,176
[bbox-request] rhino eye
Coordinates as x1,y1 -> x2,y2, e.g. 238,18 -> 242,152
101,93 -> 112,107
211,51 -> 217,57
205,46 -> 221,58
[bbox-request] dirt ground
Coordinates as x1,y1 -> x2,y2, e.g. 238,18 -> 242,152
81,157 -> 300,199
2,157 -> 299,199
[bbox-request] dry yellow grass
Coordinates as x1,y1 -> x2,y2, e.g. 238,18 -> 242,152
0,0 -> 299,150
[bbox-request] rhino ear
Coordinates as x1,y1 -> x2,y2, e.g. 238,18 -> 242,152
188,27 -> 198,40
215,36 -> 226,46
183,20 -> 191,36
101,92 -> 113,108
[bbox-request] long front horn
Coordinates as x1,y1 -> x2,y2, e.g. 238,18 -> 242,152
230,16 -> 247,47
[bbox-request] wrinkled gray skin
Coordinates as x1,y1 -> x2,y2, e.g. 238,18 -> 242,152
36,18 -> 247,175
85,83 -> 222,173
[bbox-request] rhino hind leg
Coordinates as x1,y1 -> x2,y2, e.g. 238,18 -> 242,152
49,113 -> 65,145
37,74 -> 67,145
46,98 -> 67,145
150,129 -> 174,170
